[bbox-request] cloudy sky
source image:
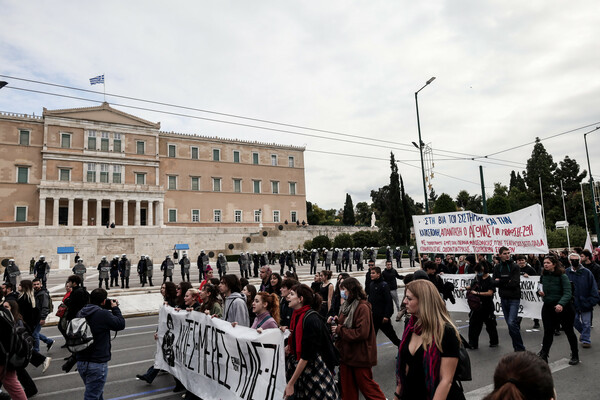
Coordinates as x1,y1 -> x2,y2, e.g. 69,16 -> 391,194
1,1 -> 599,210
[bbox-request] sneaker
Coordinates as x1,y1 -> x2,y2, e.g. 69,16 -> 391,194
582,343 -> 591,348
47,340 -> 55,352
136,374 -> 149,383
42,357 -> 52,373
569,354 -> 580,365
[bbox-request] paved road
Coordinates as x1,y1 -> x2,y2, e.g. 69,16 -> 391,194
27,308 -> 600,400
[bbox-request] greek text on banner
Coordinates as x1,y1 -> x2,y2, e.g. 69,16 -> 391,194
155,306 -> 286,400
440,274 -> 543,319
412,204 -> 548,255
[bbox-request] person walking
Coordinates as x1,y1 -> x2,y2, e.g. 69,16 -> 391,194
284,284 -> 340,399
465,261 -> 499,349
332,277 -> 386,400
319,270 -> 334,318
382,260 -> 404,319
32,278 -> 55,352
251,292 -> 280,330
536,255 -> 579,364
0,305 -> 28,400
219,274 -> 250,326
395,279 -> 464,400
368,266 -> 401,346
76,289 -> 126,400
492,247 -> 525,352
566,252 -> 600,348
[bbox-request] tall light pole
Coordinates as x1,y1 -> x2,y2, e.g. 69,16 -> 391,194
415,77 -> 436,213
584,127 -> 600,239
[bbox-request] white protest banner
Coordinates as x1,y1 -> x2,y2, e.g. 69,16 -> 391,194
439,274 -> 543,319
412,204 -> 548,255
155,306 -> 286,400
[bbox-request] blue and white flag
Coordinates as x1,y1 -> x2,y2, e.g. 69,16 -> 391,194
89,75 -> 104,85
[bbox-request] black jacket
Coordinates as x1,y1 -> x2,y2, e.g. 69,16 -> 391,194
368,277 -> 393,319
76,304 -> 125,363
381,267 -> 404,291
493,261 -> 521,300
65,286 -> 90,321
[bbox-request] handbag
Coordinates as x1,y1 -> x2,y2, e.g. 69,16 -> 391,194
56,303 -> 68,318
454,339 -> 472,381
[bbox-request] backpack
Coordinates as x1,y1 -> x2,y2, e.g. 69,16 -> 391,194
65,317 -> 94,353
0,309 -> 33,369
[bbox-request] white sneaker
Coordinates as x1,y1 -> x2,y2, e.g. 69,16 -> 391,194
42,357 -> 52,373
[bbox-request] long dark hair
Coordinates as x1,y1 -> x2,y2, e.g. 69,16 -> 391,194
543,255 -> 565,276
4,300 -> 23,322
339,277 -> 366,303
334,272 -> 350,298
163,282 -> 177,306
291,283 -> 322,311
482,351 -> 554,400
244,284 -> 257,308
270,273 -> 283,294
199,284 -> 220,314
176,281 -> 192,307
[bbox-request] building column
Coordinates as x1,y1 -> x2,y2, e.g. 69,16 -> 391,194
67,198 -> 74,226
157,200 -> 164,226
135,200 -> 141,226
122,200 -> 129,226
96,199 -> 102,227
38,197 -> 46,227
52,198 -> 59,227
82,198 -> 88,227
109,199 -> 115,225
147,201 -> 153,226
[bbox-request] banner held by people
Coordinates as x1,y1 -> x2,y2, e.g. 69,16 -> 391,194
440,274 -> 543,319
412,204 -> 548,255
155,306 -> 286,400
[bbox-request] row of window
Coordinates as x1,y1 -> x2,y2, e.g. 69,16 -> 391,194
168,209 -> 298,223
25,130 -> 296,167
12,206 -> 298,224
15,165 -> 298,195
169,176 -> 297,194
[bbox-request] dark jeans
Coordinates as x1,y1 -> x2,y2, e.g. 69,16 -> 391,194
500,298 -> 525,351
121,277 -> 129,288
163,275 -> 173,283
141,366 -> 160,383
77,361 -> 109,400
99,278 -> 109,289
373,316 -> 400,346
468,307 -> 499,348
110,276 -> 119,287
181,271 -> 189,282
542,302 -> 578,355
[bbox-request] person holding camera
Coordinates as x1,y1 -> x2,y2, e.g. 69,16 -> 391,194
76,288 -> 126,400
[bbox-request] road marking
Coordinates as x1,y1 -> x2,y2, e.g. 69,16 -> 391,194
45,329 -> 156,341
47,273 -> 99,293
465,358 -> 571,400
33,358 -> 154,381
113,344 -> 155,353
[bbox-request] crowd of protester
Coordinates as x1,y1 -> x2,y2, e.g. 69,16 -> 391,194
3,244 -> 600,399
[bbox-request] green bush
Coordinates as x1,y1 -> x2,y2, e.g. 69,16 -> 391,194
333,233 -> 354,249
312,235 -> 332,250
303,240 -> 313,251
351,230 -> 381,248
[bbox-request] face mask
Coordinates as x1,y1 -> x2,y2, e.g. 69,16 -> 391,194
477,272 -> 483,277
570,259 -> 580,268
340,291 -> 347,300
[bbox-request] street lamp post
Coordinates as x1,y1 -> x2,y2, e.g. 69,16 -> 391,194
415,77 -> 436,214
584,128 -> 600,238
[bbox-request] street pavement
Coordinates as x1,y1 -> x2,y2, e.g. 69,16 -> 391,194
16,259 -> 600,399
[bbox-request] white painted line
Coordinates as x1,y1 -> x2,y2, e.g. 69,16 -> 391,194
465,358 -> 571,400
33,358 -> 154,381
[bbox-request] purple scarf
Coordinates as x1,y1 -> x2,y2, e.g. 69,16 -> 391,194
397,315 -> 441,400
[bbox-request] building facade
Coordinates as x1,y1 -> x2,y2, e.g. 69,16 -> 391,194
0,103 -> 306,228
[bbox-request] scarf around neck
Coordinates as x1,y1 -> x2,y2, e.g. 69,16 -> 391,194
339,298 -> 360,328
290,305 -> 311,360
397,315 -> 442,400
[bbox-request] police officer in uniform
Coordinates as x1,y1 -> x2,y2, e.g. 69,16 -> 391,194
137,255 -> 148,287
3,259 -> 20,287
216,253 -> 227,278
197,250 -> 208,282
145,255 -> 154,286
98,256 -> 110,289
119,254 -> 131,288
73,258 -> 87,283
161,255 -> 174,283
34,255 -> 49,288
179,254 -> 190,282
110,255 -> 120,287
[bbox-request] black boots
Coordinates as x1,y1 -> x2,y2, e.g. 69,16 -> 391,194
569,353 -> 580,365
537,350 -> 549,363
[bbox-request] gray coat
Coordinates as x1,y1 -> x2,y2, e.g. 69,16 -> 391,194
98,260 -> 110,279
223,292 -> 250,327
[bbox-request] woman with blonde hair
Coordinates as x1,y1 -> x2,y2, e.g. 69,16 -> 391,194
251,292 -> 280,330
395,279 -> 464,400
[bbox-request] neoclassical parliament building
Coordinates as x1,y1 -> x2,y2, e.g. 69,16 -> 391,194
0,103 -> 307,229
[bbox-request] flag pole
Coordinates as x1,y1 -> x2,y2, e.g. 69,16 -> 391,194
103,73 -> 106,102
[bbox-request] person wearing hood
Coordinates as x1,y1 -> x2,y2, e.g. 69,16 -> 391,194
76,288 -> 126,399
566,252 -> 600,348
219,274 -> 250,327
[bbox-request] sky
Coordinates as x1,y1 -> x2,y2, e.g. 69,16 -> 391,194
1,1 -> 599,211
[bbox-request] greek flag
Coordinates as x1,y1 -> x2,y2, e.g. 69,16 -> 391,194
89,75 -> 104,85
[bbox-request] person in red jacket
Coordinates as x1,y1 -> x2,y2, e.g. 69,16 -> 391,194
331,277 -> 386,400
